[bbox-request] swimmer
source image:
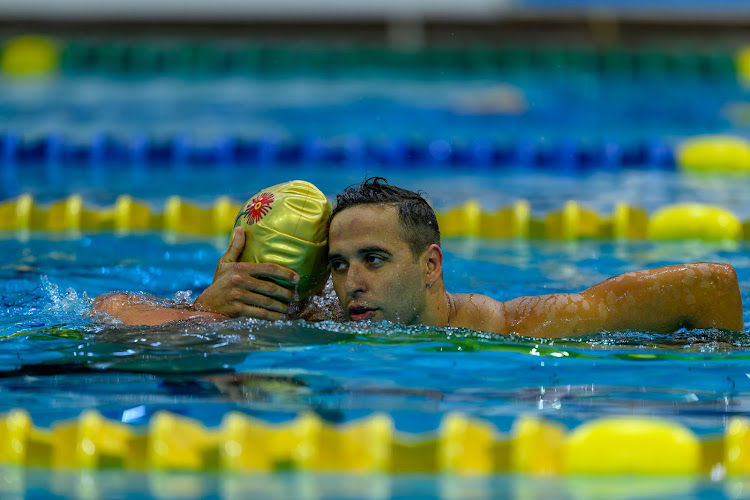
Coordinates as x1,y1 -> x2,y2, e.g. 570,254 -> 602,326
94,178 -> 744,337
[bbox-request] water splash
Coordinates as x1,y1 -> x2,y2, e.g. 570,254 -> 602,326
168,290 -> 193,307
40,276 -> 92,316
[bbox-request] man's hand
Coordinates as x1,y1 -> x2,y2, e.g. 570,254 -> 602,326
193,227 -> 301,320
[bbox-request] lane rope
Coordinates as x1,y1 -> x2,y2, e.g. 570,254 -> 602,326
0,194 -> 744,240
0,408 -> 744,475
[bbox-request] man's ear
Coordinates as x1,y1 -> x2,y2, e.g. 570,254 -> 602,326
423,244 -> 443,286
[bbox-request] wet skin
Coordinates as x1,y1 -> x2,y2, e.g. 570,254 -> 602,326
328,205 -> 435,325
94,205 -> 745,337
327,205 -> 744,337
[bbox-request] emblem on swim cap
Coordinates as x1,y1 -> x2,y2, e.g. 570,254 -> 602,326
243,192 -> 274,225
234,180 -> 331,301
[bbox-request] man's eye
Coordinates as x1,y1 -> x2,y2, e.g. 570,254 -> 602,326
365,255 -> 384,265
331,260 -> 347,271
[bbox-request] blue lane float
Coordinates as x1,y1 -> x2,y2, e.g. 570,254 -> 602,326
0,132 -> 678,170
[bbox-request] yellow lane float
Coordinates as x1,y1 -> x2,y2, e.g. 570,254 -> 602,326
0,409 -> 745,476
0,195 -> 748,240
649,203 -> 742,240
677,135 -> 750,174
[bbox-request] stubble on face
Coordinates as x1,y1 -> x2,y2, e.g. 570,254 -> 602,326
328,205 -> 427,325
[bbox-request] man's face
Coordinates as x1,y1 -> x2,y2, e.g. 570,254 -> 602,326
328,205 -> 428,324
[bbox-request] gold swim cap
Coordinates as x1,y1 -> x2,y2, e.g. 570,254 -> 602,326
233,180 -> 331,300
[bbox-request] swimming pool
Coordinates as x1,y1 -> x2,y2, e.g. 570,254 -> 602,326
3,37 -> 750,499
2,167 -> 750,498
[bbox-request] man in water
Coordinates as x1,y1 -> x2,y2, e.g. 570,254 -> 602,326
95,178 -> 744,337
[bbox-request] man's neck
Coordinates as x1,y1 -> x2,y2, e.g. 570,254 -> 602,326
419,282 -> 452,328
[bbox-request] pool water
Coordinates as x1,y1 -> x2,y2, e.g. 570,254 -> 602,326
8,166 -> 750,219
1,227 -> 749,403
2,229 -> 750,497
0,75 -> 739,141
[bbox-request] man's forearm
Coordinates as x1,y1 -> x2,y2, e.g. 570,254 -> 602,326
584,262 -> 743,333
92,293 -> 228,326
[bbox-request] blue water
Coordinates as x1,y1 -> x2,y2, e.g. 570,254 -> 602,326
0,75 -> 742,147
2,228 -> 750,498
6,168 -> 750,223
3,468 -> 742,500
5,467 -> 739,500
2,231 -> 750,432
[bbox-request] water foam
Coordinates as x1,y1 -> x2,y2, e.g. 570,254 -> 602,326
40,276 -> 92,316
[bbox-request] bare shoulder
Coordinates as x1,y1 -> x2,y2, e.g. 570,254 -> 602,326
450,293 -> 509,334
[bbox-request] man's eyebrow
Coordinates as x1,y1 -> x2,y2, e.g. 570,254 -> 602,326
328,252 -> 343,261
328,247 -> 393,260
357,246 -> 392,257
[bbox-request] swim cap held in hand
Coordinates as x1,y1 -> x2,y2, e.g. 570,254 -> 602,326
233,180 -> 331,300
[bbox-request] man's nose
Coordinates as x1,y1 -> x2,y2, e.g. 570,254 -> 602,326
345,263 -> 367,297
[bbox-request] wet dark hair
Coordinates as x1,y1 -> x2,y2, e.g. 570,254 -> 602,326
331,177 -> 440,255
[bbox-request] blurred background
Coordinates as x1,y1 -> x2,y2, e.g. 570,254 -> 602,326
2,0 -> 750,221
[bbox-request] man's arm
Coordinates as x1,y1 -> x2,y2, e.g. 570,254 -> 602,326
92,228 -> 300,326
92,292 -> 228,326
466,262 -> 743,338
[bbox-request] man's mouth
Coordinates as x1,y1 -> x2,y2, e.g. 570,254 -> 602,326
348,305 -> 377,321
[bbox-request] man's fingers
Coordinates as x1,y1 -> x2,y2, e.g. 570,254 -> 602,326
221,227 -> 246,263
235,262 -> 300,287
230,274 -> 297,303
232,288 -> 291,313
232,303 -> 287,321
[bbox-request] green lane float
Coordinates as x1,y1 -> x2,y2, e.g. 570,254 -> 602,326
1,35 -> 739,79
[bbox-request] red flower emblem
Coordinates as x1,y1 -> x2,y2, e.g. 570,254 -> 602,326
244,192 -> 274,225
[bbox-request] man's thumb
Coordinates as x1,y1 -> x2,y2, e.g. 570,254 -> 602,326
222,227 -> 246,262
